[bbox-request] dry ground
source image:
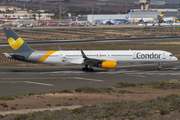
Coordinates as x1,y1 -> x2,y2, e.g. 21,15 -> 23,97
1,83 -> 180,120
0,85 -> 180,113
0,28 -> 180,42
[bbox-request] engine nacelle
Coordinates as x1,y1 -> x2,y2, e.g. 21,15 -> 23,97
96,61 -> 116,69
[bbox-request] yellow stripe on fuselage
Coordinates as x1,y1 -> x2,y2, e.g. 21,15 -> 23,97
37,51 -> 57,63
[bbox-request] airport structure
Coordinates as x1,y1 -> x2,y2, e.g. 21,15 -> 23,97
84,14 -> 126,23
75,10 -> 179,23
0,13 -> 54,20
140,0 -> 151,11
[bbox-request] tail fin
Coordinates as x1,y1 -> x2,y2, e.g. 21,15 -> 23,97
3,28 -> 34,53
160,14 -> 164,17
167,20 -> 172,24
124,13 -> 130,20
152,22 -> 156,26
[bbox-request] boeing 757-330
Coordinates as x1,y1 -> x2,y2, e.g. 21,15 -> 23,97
3,28 -> 178,71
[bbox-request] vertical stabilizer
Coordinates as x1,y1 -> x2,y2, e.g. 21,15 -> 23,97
167,20 -> 172,24
3,28 -> 34,53
124,13 -> 130,20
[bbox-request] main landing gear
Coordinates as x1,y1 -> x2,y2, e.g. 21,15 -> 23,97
82,65 -> 94,72
158,63 -> 162,70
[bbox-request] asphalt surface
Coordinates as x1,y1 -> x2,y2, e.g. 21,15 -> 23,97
0,62 -> 180,97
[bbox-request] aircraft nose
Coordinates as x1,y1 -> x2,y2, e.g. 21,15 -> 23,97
175,57 -> 178,61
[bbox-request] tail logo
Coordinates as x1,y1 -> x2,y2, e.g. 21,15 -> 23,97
8,38 -> 24,50
125,15 -> 129,19
160,14 -> 164,17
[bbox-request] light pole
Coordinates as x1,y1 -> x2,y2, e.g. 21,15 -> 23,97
24,2 -> 25,18
157,1 -> 158,17
126,2 -> 127,14
177,2 -> 179,18
92,4 -> 94,23
59,2 -> 61,23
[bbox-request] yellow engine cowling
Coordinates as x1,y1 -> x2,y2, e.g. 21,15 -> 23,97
96,61 -> 116,69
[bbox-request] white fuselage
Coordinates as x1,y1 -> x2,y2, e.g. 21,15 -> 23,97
28,50 -> 178,64
172,23 -> 180,26
163,17 -> 174,22
160,23 -> 171,26
129,18 -> 154,23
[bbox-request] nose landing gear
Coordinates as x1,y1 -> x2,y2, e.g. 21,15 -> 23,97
158,63 -> 162,70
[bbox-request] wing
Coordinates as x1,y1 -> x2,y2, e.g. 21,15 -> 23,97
80,50 -> 116,65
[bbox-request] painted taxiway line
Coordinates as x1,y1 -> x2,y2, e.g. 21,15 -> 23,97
2,77 -> 59,80
0,81 -> 54,86
2,76 -> 103,83
25,81 -> 54,86
39,71 -> 84,74
70,77 -> 103,82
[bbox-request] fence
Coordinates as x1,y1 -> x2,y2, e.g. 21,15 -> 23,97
0,59 -> 20,64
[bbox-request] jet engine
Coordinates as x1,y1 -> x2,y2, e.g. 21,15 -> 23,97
96,61 -> 116,69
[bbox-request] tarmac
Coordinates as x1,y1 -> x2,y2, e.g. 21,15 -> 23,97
0,61 -> 180,97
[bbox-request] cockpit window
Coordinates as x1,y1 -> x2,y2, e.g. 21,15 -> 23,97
170,54 -> 174,57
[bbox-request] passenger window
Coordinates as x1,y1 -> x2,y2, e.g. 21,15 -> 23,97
170,54 -> 174,57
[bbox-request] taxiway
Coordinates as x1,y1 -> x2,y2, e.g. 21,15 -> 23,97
0,62 -> 179,97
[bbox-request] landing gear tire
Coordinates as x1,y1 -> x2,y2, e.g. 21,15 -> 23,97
82,68 -> 86,71
157,68 -> 162,71
82,67 -> 89,71
85,68 -> 89,71
89,68 -> 94,72
158,63 -> 162,71
82,68 -> 94,72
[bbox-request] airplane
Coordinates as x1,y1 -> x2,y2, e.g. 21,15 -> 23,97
147,22 -> 158,27
3,27 -> 178,71
138,22 -> 158,27
93,19 -> 117,25
132,17 -> 156,23
93,13 -> 130,24
163,17 -> 176,22
24,23 -> 33,28
159,20 -> 172,26
172,22 -> 180,26
157,14 -> 177,23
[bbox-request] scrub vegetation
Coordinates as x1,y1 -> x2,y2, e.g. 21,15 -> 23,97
0,27 -> 180,42
1,80 -> 180,119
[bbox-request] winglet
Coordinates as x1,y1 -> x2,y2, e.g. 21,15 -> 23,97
81,49 -> 87,58
58,46 -> 62,50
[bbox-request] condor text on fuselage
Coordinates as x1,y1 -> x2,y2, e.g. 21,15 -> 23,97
136,52 -> 161,59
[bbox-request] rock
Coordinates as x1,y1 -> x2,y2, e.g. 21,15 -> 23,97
155,110 -> 161,114
129,115 -> 136,120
